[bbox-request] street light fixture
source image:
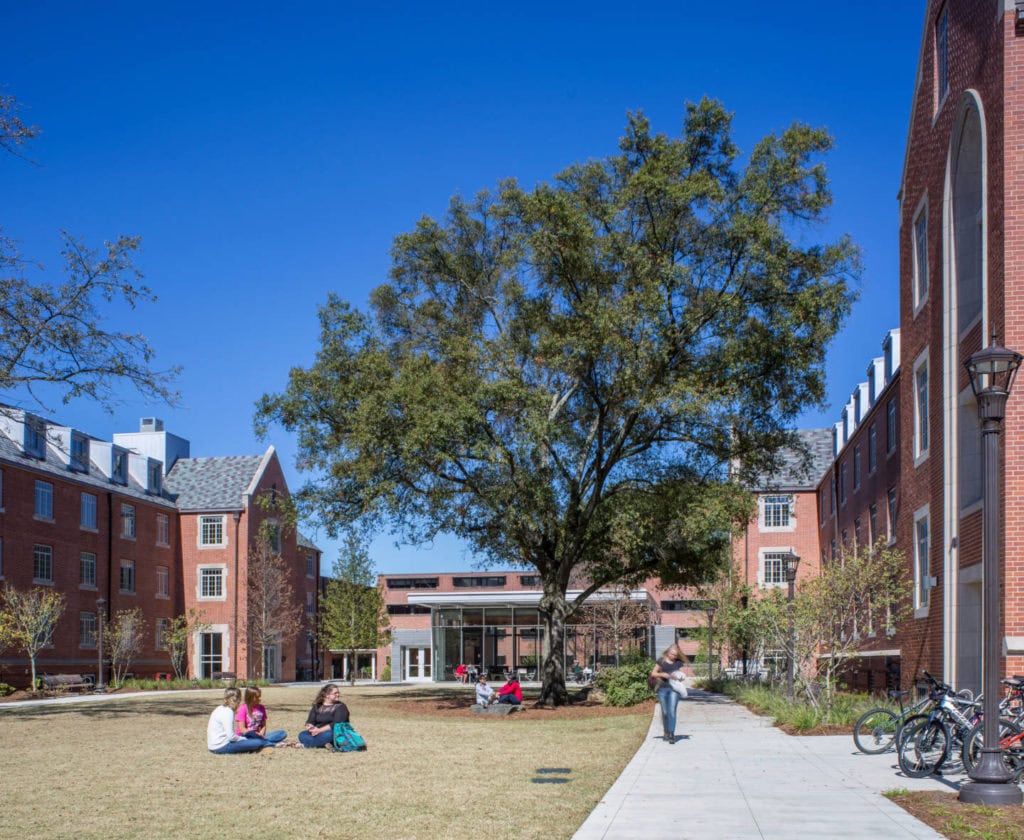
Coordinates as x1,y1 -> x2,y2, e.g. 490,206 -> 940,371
705,606 -> 717,682
782,552 -> 801,700
960,337 -> 1023,807
95,597 -> 106,694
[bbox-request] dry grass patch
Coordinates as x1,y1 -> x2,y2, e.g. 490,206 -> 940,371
0,685 -> 650,840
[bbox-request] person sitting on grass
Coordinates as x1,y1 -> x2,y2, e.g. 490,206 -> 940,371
235,686 -> 287,746
298,683 -> 350,749
475,675 -> 495,706
208,687 -> 266,754
495,675 -> 522,705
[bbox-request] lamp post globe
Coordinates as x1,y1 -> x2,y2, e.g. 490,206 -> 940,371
959,338 -> 1023,807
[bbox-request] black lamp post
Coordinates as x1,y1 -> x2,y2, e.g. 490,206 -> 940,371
307,630 -> 316,682
95,598 -> 106,694
782,552 -> 801,700
705,606 -> 717,681
960,338 -> 1023,807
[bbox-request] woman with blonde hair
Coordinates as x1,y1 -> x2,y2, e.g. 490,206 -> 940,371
235,686 -> 287,745
207,687 -> 266,754
650,644 -> 688,744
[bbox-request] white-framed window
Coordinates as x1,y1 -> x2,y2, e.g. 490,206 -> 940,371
868,424 -> 877,474
199,566 -> 225,600
155,617 -> 170,651
839,463 -> 847,505
854,518 -> 862,548
156,513 -> 170,547
33,544 -> 53,583
869,504 -> 878,546
199,515 -> 226,547
306,553 -> 316,578
80,611 -> 97,648
121,503 -> 136,539
853,445 -> 861,491
34,480 -> 54,520
914,351 -> 930,463
912,200 -> 929,310
80,551 -> 97,588
935,4 -> 949,108
156,565 -> 169,598
913,506 -> 931,614
887,487 -> 898,545
71,434 -> 89,472
887,399 -> 897,455
760,495 -> 793,530
119,559 -> 135,594
81,492 -> 97,530
306,591 -> 315,617
759,550 -> 791,588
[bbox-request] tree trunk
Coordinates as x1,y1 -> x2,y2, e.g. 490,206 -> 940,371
538,587 -> 570,706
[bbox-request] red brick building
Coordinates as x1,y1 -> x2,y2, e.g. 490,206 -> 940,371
887,0 -> 1024,692
0,410 -> 319,687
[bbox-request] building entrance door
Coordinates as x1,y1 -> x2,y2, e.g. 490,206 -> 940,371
199,632 -> 223,679
404,647 -> 432,681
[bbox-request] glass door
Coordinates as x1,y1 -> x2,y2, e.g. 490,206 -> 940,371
405,647 -> 432,680
199,632 -> 222,679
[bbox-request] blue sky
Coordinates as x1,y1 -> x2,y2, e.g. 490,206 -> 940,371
4,2 -> 924,573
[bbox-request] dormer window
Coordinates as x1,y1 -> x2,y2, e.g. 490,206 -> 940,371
70,435 -> 89,472
24,418 -> 45,459
147,461 -> 162,494
112,449 -> 128,485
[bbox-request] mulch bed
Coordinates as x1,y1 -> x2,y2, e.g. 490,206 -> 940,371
887,791 -> 1024,840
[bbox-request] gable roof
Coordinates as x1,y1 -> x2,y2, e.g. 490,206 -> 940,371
749,428 -> 833,493
164,453 -> 267,512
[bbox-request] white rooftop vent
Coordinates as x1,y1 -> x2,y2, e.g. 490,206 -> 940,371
140,418 -> 164,432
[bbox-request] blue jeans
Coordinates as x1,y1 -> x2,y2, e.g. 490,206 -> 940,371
210,737 -> 266,754
299,729 -> 334,748
657,686 -> 680,737
248,729 -> 287,745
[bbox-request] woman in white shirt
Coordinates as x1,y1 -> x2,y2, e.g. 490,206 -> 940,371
207,687 -> 266,754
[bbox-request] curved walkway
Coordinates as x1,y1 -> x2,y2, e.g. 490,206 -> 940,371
574,690 -> 949,840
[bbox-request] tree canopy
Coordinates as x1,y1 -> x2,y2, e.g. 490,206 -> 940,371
1,90 -> 179,413
257,99 -> 858,703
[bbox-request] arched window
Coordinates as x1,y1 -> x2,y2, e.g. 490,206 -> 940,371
953,104 -> 983,335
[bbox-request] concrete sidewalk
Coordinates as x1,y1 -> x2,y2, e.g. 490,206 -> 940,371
574,690 -> 955,840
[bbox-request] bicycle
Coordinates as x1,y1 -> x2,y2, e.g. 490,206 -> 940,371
853,689 -> 932,754
961,676 -> 1024,775
897,677 -> 982,778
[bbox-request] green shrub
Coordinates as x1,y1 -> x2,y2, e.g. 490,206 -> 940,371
0,682 -> 14,696
380,666 -> 392,682
596,660 -> 655,707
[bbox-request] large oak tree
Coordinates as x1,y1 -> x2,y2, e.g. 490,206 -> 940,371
257,100 -> 858,704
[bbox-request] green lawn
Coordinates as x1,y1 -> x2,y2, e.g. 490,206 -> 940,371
0,685 -> 650,840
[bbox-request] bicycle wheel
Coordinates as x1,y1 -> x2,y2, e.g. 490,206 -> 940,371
961,717 -> 1023,775
895,713 -> 931,751
898,719 -> 949,778
853,708 -> 899,754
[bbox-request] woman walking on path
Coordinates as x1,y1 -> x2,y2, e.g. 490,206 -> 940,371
651,644 -> 687,744
299,683 -> 350,749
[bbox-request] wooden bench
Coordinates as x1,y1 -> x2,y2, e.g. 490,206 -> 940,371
41,674 -> 95,692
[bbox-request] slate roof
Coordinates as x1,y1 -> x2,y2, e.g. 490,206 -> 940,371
0,428 -> 178,508
297,531 -> 321,552
749,428 -> 833,492
163,454 -> 266,512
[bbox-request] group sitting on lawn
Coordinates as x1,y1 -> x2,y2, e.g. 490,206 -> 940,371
206,683 -> 355,754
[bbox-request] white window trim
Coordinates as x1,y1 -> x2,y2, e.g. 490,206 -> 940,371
156,513 -> 170,548
933,4 -> 950,119
121,503 -> 136,541
119,558 -> 136,595
198,514 -> 227,549
913,348 -> 930,467
912,195 -> 929,315
913,504 -> 931,618
758,494 -> 794,532
80,492 -> 98,532
197,564 -> 228,601
156,565 -> 170,599
757,547 -> 794,589
80,551 -> 98,590
34,480 -> 54,522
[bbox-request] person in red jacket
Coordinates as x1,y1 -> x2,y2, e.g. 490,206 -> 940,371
455,663 -> 468,684
495,675 -> 522,705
